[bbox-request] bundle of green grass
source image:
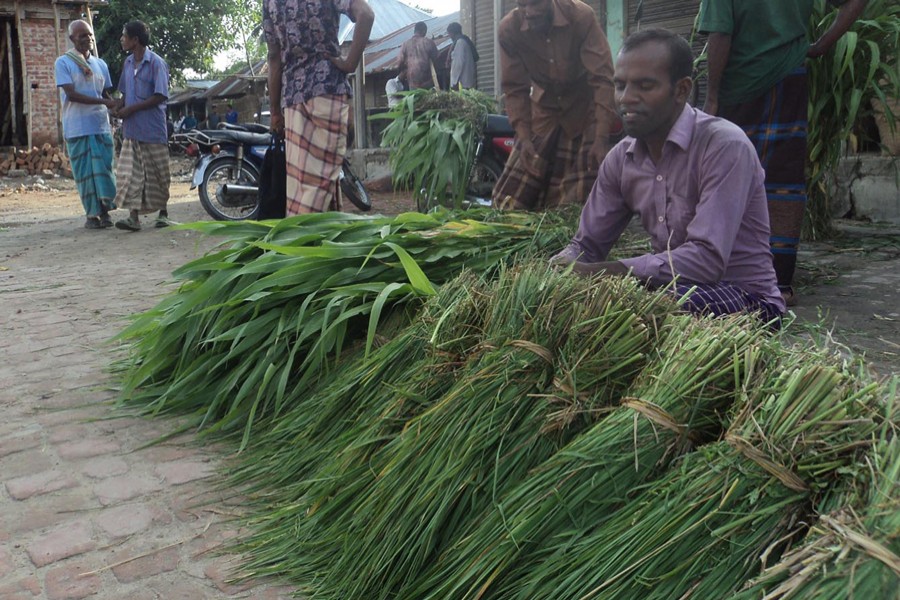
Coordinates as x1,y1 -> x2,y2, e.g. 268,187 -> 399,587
114,209 -> 573,448
114,211 -> 896,599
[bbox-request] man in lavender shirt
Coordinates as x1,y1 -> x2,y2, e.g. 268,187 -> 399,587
552,29 -> 785,323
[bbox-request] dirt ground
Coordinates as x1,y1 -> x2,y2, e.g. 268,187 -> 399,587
1,167 -> 898,377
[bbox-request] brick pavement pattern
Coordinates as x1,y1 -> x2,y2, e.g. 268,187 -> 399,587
0,212 -> 295,599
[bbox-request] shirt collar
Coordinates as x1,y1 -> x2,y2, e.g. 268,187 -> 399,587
520,0 -> 569,32
625,104 -> 696,157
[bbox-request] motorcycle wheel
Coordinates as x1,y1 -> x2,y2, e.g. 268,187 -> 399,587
464,154 -> 504,208
340,159 -> 372,212
198,158 -> 261,221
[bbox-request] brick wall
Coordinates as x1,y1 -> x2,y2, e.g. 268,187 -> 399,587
22,16 -> 64,146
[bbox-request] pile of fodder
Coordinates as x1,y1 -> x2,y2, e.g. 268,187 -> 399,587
222,270 -> 894,599
229,262 -> 677,592
113,209 -> 572,449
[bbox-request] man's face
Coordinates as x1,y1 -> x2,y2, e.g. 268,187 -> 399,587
120,29 -> 136,52
69,22 -> 94,55
613,41 -> 690,143
517,0 -> 553,33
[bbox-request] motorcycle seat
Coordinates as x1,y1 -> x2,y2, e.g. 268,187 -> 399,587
484,114 -> 515,137
204,130 -> 272,146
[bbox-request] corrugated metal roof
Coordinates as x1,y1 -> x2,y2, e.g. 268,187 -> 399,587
339,0 -> 431,44
204,60 -> 268,99
362,11 -> 460,74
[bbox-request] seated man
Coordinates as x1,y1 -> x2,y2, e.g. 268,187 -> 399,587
552,29 -> 785,324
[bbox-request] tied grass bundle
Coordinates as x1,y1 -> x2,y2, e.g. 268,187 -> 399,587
377,88 -> 497,208
227,273 -> 496,582
730,386 -> 898,600
516,355 -> 887,600
298,263 -> 673,600
407,313 -> 771,600
114,210 -> 573,449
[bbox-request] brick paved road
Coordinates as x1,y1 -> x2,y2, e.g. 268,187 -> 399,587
0,206 -> 295,599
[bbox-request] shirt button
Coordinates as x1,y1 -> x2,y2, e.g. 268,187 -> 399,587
549,59 -> 554,64
656,175 -> 663,181
658,216 -> 664,223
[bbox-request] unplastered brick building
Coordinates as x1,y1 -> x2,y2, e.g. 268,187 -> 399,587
1,0 -> 108,149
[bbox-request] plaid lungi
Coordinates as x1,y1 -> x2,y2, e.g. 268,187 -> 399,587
285,95 -> 349,215
115,139 -> 171,213
668,280 -> 783,328
719,67 -> 808,291
66,133 -> 117,217
493,123 -> 598,211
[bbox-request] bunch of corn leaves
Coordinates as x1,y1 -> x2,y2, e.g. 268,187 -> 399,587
238,263 -> 674,599
376,88 -> 496,209
405,313 -> 772,600
114,210 -> 573,449
511,353 -> 888,600
729,386 -> 898,600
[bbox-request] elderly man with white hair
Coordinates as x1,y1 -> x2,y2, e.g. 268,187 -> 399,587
54,19 -> 118,229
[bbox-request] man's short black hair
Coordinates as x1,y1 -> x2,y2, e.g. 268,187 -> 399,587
620,28 -> 693,83
124,20 -> 150,47
414,22 -> 428,35
447,22 -> 462,36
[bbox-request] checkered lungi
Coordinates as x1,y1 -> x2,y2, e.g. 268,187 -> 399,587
114,139 -> 170,213
284,94 -> 349,215
66,133 -> 117,218
719,67 -> 808,291
667,280 -> 783,328
492,123 -> 598,211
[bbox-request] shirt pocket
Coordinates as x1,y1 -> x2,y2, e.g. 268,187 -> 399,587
665,193 -> 695,246
134,69 -> 156,101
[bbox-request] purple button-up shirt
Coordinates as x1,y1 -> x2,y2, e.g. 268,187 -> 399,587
118,49 -> 169,144
566,104 -> 784,311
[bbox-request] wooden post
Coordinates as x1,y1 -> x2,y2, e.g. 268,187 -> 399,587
353,57 -> 367,149
6,19 -> 18,141
53,2 -> 63,144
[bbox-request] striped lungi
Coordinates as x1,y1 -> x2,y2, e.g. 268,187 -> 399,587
66,133 -> 117,217
493,123 -> 598,211
285,94 -> 349,215
719,67 -> 808,291
115,139 -> 170,213
669,280 -> 783,329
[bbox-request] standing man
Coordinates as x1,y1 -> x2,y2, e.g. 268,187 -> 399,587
112,20 -> 171,231
54,19 -> 118,229
493,0 -> 617,211
225,103 -> 239,125
263,0 -> 374,215
552,29 -> 785,324
446,22 -> 477,90
398,22 -> 438,90
699,0 -> 868,305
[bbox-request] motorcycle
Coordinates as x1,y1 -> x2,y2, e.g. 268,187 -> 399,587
173,123 -> 372,221
415,113 -> 515,213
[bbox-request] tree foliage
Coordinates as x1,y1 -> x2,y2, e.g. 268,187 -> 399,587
92,0 -> 261,84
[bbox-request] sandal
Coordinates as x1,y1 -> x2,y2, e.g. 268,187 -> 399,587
781,288 -> 798,307
115,216 -> 142,231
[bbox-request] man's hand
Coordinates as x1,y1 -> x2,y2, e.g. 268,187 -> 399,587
807,42 -> 826,59
570,260 -> 628,278
100,98 -> 118,109
114,105 -> 136,119
588,137 -> 607,170
270,111 -> 285,137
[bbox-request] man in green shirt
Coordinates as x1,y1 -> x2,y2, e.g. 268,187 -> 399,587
699,0 -> 867,306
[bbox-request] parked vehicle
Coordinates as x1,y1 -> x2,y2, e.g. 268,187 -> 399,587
172,123 -> 371,221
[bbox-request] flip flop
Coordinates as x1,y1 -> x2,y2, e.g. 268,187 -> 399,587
115,216 -> 142,231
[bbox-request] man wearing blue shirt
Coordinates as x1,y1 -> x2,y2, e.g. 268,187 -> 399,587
112,20 -> 171,231
54,20 -> 118,230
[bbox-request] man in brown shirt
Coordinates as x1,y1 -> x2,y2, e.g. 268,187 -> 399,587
398,22 -> 438,90
493,0 -> 617,210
